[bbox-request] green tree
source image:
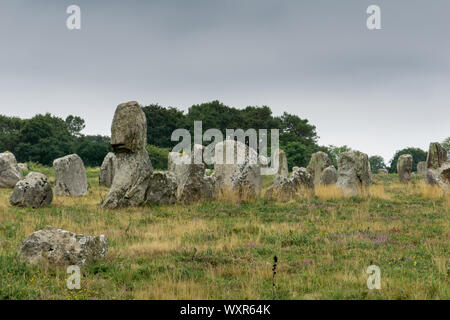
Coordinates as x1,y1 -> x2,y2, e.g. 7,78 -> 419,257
389,147 -> 427,173
326,145 -> 352,168
65,115 -> 86,136
142,104 -> 188,148
73,135 -> 112,167
146,144 -> 170,170
369,155 -> 386,173
0,115 -> 23,153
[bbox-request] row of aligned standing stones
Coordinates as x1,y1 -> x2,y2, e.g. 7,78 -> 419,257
426,142 -> 450,193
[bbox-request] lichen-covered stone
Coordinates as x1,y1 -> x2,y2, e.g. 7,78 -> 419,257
146,172 -> 177,205
53,154 -> 88,197
397,154 -> 413,183
0,152 -> 23,188
337,151 -> 371,197
20,226 -> 108,266
99,152 -> 116,187
307,152 -> 333,187
10,172 -> 53,208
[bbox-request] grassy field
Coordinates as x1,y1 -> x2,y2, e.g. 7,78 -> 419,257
0,164 -> 448,300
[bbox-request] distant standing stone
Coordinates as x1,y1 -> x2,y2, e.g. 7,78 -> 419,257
10,172 -> 53,208
18,163 -> 28,171
99,152 -> 116,187
337,151 -> 371,196
319,166 -> 337,185
307,152 -> 333,187
377,168 -> 388,174
397,154 -> 413,183
272,148 -> 288,178
0,152 -> 23,188
53,154 -> 88,197
416,161 -> 427,175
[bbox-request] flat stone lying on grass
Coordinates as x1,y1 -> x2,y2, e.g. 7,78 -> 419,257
0,152 -> 23,188
20,226 -> 108,266
53,154 -> 88,197
10,172 -> 53,208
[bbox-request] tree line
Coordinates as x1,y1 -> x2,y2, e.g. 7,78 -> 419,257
1,101 -> 448,171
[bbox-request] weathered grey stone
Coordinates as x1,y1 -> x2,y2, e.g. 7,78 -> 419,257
397,154 -> 413,183
417,161 -> 427,175
319,166 -> 337,185
378,168 -> 389,174
426,163 -> 450,193
272,149 -> 288,178
0,152 -> 23,188
102,151 -> 153,208
427,142 -> 448,170
177,145 -> 215,204
10,172 -> 53,208
213,140 -> 262,199
146,172 -> 177,205
168,151 -> 191,186
307,152 -> 333,187
110,101 -> 147,153
265,166 -> 313,201
337,151 -> 371,196
19,226 -> 108,266
102,101 -> 153,209
18,163 -> 28,171
53,154 -> 88,197
99,152 -> 116,187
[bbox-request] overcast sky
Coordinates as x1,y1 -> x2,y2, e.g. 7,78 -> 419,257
1,0 -> 449,162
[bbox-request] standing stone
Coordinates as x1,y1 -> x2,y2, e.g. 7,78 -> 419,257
99,152 -> 116,187
378,168 -> 389,174
146,172 -> 177,205
397,154 -> 413,183
0,152 -> 23,188
319,166 -> 337,185
10,172 -> 53,208
103,101 -> 153,209
177,144 -> 215,204
272,149 -> 288,178
213,140 -> 262,198
307,152 -> 333,187
426,142 -> 448,169
426,142 -> 450,193
19,226 -> 108,266
337,151 -> 371,196
265,166 -> 313,201
417,161 -> 427,175
168,151 -> 192,186
53,154 -> 88,197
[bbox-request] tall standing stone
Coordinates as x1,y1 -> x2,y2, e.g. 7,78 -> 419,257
99,152 -> 116,187
307,152 -> 333,187
103,101 -> 153,209
337,151 -> 371,196
53,154 -> 88,196
426,142 -> 448,169
397,154 -> 413,183
0,152 -> 23,188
